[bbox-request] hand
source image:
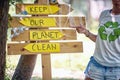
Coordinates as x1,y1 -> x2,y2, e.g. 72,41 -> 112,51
70,24 -> 90,37
70,24 -> 86,34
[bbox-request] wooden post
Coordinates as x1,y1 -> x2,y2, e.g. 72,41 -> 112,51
38,0 -> 49,5
38,0 -> 52,80
42,54 -> 51,80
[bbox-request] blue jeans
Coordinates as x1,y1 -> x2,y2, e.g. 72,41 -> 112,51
84,56 -> 120,80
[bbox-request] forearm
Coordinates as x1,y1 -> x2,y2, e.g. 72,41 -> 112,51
75,26 -> 97,42
84,30 -> 97,42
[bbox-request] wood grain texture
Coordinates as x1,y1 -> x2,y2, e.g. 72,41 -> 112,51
9,17 -> 86,28
7,42 -> 83,55
11,29 -> 77,41
41,54 -> 51,80
16,4 -> 72,15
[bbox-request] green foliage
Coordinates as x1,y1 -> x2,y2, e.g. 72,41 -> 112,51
5,74 -> 11,80
9,0 -> 23,6
5,56 -> 16,80
8,14 -> 12,28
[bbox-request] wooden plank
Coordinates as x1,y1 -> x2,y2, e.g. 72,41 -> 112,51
19,17 -> 57,27
16,4 -> 72,15
38,0 -> 49,5
37,1 -> 52,80
41,54 -> 51,80
11,29 -> 77,41
7,42 -> 83,55
24,43 -> 61,53
58,4 -> 72,15
9,16 -> 85,28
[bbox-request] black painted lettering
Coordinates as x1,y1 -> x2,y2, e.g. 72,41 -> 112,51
41,31 -> 47,38
37,33 -> 41,39
42,44 -> 46,50
37,44 -> 41,50
29,6 -> 47,13
54,32 -> 59,38
46,44 -> 51,50
48,32 -> 53,38
46,44 -> 57,50
29,7 -> 34,12
39,7 -> 43,12
39,19 -> 44,26
30,20 -> 34,26
34,7 -> 38,12
43,7 -> 47,12
30,19 -> 44,26
31,43 -> 57,52
50,32 -> 59,38
32,32 -> 38,39
51,44 -> 57,50
32,44 -> 36,51
31,31 -> 60,40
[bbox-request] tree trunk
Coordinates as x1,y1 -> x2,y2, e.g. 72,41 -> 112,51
12,55 -> 37,80
12,0 -> 38,80
0,0 -> 9,79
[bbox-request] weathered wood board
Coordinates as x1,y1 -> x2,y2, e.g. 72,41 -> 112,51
16,4 -> 73,15
7,42 -> 83,55
9,16 -> 86,28
11,29 -> 77,41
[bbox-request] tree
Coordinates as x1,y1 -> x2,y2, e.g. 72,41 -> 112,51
12,55 -> 37,80
0,0 -> 9,79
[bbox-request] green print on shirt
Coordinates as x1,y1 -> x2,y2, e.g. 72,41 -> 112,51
99,21 -> 120,42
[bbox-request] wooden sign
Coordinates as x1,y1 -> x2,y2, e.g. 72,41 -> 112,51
17,4 -> 59,15
8,1 -> 85,80
24,43 -> 60,53
7,42 -> 83,55
30,30 -> 64,40
11,29 -> 77,41
16,4 -> 72,15
9,17 -> 86,28
19,17 -> 56,27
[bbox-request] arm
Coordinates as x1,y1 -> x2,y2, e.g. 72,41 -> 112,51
72,25 -> 97,42
83,29 -> 97,42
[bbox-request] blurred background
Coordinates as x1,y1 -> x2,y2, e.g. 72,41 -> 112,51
7,0 -> 112,80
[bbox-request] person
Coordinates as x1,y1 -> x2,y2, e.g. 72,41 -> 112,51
73,0 -> 120,80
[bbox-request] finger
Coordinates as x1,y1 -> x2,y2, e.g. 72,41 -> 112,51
76,28 -> 81,33
70,26 -> 79,28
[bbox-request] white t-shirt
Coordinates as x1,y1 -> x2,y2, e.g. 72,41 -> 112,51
93,9 -> 120,67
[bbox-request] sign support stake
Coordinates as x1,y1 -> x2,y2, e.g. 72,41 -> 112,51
42,54 -> 52,80
39,0 -> 52,80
